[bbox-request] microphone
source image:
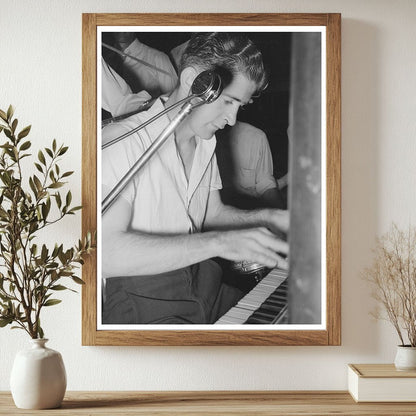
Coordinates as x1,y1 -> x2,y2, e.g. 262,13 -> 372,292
102,70 -> 223,150
190,70 -> 222,105
102,70 -> 223,214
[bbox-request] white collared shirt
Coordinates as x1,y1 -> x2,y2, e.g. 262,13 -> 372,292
102,98 -> 222,234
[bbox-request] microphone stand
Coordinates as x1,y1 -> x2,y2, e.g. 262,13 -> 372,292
102,98 -> 197,214
102,96 -> 190,150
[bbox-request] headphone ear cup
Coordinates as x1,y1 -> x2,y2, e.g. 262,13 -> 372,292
191,71 -> 223,103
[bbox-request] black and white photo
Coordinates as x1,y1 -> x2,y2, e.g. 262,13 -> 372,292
81,13 -> 341,346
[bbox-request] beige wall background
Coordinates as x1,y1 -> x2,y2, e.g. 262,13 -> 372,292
1,0 -> 415,390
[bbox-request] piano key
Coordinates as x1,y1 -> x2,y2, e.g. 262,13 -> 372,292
215,268 -> 288,325
268,294 -> 287,303
264,300 -> 286,311
245,316 -> 270,324
249,299 -> 287,322
252,309 -> 277,320
257,303 -> 284,314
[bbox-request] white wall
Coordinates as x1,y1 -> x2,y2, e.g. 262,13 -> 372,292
1,0 -> 415,391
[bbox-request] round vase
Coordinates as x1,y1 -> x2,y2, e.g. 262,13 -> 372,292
394,345 -> 416,371
10,338 -> 67,409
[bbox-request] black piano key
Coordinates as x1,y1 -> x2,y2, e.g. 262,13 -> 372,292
260,299 -> 286,309
257,302 -> 284,314
252,300 -> 286,320
245,316 -> 270,324
247,299 -> 287,323
246,306 -> 288,324
270,286 -> 287,294
243,278 -> 288,324
268,294 -> 287,303
252,309 -> 277,321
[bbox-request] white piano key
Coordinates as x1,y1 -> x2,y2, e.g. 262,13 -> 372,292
215,268 -> 288,324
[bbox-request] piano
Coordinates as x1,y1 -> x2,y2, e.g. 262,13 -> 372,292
215,268 -> 288,325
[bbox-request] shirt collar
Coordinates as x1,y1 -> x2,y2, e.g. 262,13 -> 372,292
140,98 -> 217,200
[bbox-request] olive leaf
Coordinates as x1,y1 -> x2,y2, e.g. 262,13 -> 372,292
0,106 -> 96,339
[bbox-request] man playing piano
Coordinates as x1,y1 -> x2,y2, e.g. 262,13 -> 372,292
101,32 -> 289,325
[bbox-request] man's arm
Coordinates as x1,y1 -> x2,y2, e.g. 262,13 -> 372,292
204,189 -> 289,234
102,190 -> 287,278
102,194 -> 214,277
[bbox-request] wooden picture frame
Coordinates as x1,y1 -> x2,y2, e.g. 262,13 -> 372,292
82,13 -> 341,346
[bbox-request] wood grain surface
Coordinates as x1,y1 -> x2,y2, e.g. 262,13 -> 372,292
2,391 -> 416,415
350,364 -> 416,378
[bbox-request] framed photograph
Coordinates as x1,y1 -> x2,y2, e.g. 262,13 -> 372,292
82,13 -> 341,346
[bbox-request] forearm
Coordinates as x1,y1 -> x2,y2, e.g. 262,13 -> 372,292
204,192 -> 289,236
102,229 -> 221,277
205,203 -> 268,230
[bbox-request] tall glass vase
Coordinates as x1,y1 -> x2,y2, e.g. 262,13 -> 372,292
10,338 -> 67,409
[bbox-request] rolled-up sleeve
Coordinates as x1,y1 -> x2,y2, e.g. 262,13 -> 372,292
254,132 -> 277,196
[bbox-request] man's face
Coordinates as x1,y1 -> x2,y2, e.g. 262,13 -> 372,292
185,73 -> 257,140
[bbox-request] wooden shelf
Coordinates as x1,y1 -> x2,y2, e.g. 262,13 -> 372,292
2,391 -> 416,415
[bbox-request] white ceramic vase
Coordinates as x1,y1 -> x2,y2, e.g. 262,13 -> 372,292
394,345 -> 416,371
10,338 -> 67,409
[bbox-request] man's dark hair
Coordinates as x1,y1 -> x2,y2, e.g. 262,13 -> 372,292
179,32 -> 268,96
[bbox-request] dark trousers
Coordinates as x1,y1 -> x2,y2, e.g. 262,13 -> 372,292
102,260 -> 243,324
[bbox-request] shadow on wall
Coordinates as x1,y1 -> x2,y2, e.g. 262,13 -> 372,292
341,19 -> 382,355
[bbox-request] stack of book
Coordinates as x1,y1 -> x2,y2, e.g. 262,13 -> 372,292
348,364 -> 416,402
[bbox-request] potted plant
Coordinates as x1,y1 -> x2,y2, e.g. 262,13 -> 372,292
363,223 -> 416,370
0,105 -> 94,408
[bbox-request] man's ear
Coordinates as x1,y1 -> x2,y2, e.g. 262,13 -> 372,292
179,67 -> 199,94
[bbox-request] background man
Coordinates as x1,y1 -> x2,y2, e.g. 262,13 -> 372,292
216,121 -> 286,209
